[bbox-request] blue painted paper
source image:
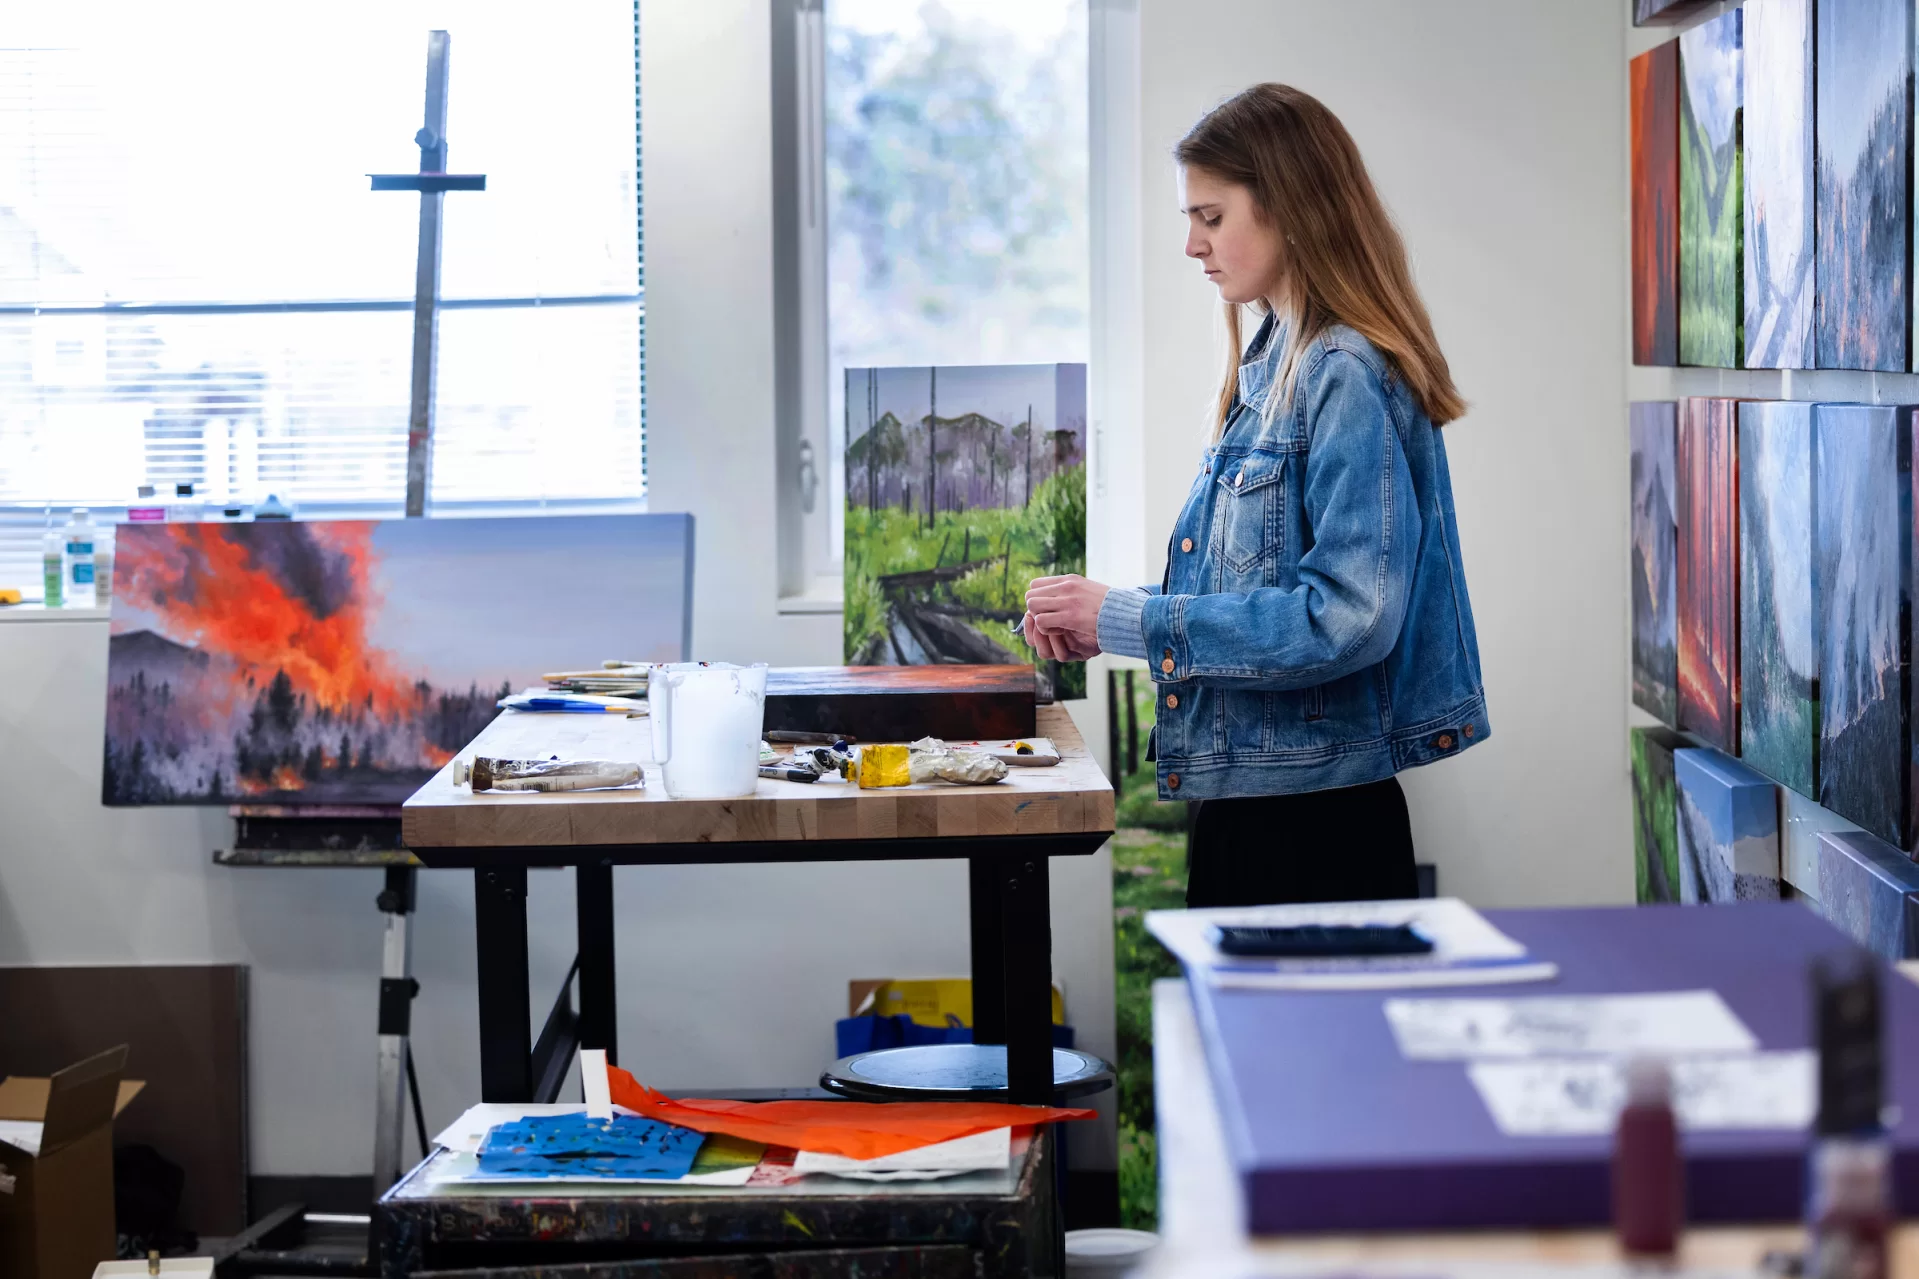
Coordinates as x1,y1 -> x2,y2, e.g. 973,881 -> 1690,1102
1674,748 -> 1781,902
1737,400 -> 1815,794
473,1113 -> 704,1181
1816,829 -> 1919,961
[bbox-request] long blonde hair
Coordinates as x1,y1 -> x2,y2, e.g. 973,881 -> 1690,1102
1176,84 -> 1465,433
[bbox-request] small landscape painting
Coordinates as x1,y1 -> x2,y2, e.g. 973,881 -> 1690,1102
1674,747 -> 1781,902
1678,7 -> 1742,368
103,514 -> 693,806
1632,726 -> 1684,904
1741,0 -> 1813,370
1813,404 -> 1911,846
1737,399 -> 1814,795
1631,402 -> 1678,724
1814,0 -> 1911,371
843,362 -> 1087,698
1632,41 -> 1680,366
1677,397 -> 1739,751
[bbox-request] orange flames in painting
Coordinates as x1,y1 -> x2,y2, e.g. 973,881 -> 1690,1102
116,522 -> 414,715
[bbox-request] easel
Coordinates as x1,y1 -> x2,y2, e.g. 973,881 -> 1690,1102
211,32 -> 486,1275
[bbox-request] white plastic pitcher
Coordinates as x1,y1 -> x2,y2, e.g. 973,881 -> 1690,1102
647,662 -> 768,799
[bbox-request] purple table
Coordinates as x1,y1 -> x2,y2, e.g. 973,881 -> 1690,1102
1189,904 -> 1919,1233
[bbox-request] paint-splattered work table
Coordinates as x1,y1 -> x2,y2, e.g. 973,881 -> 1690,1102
377,1122 -> 1055,1278
401,703 -> 1113,1107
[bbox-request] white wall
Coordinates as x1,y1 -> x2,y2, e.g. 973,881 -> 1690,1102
1136,0 -> 1635,905
0,0 -> 1116,1181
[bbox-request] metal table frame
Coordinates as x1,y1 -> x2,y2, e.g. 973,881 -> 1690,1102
404,832 -> 1107,1106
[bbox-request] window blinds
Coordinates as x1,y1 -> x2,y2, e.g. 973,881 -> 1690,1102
0,3 -> 643,590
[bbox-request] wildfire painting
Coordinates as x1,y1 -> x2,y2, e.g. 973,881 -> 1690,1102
1742,0 -> 1813,370
103,514 -> 694,806
1814,0 -> 1910,371
1737,399 -> 1815,795
1632,41 -> 1680,366
843,362 -> 1086,698
1677,397 -> 1740,752
1813,404 -> 1911,847
1678,7 -> 1742,368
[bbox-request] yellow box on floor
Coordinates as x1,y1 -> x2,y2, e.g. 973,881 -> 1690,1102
849,978 -> 1066,1028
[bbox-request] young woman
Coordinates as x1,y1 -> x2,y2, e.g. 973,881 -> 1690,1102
1021,83 -> 1489,908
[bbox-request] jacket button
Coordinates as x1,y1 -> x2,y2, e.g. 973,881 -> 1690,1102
1167,773 -> 1181,790
1437,733 -> 1454,750
1464,724 -> 1475,739
1165,694 -> 1179,709
1160,658 -> 1175,674
1234,473 -> 1244,487
1181,537 -> 1194,553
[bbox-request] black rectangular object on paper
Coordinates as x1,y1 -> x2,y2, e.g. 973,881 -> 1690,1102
763,665 -> 1037,742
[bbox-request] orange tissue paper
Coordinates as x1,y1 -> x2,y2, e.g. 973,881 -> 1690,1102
607,1066 -> 1096,1161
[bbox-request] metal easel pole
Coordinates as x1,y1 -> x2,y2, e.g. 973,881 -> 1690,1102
371,867 -> 419,1194
404,30 -> 450,518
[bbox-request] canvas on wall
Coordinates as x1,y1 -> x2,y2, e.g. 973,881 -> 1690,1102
1678,8 -> 1742,368
1632,42 -> 1680,367
1742,0 -> 1813,370
1635,0 -> 1720,25
103,514 -> 695,806
1737,399 -> 1815,795
1631,402 -> 1679,724
1812,404 -> 1911,847
1677,397 -> 1740,752
1815,829 -> 1919,961
1632,726 -> 1686,904
1674,747 -> 1782,902
843,362 -> 1087,698
1815,0 -> 1912,372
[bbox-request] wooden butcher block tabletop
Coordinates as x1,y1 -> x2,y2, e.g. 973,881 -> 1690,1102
401,703 -> 1114,859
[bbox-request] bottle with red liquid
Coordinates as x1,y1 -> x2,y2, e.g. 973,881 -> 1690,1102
1806,954 -> 1889,1279
1613,1054 -> 1682,1259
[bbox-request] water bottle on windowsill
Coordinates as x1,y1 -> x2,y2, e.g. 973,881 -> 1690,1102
62,508 -> 98,609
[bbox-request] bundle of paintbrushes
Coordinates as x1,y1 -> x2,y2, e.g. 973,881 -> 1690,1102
542,660 -> 649,697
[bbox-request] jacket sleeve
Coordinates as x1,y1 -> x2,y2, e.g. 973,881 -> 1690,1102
1140,350 -> 1419,691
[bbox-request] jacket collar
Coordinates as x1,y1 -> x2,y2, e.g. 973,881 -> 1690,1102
1237,311 -> 1285,409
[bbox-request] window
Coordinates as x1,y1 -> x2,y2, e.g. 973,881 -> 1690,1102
775,0 -> 1090,604
0,2 -> 643,590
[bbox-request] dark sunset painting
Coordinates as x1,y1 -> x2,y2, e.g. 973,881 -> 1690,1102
1813,405 -> 1912,847
1632,40 -> 1680,366
1814,0 -> 1911,371
102,514 -> 693,806
1677,397 -> 1739,752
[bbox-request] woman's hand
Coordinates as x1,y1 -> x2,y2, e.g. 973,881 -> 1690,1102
1025,574 -> 1112,639
1021,611 -> 1101,662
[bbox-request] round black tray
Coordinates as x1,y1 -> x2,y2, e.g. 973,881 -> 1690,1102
820,1043 -> 1114,1102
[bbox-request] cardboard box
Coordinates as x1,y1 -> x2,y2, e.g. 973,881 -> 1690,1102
0,1046 -> 144,1279
847,978 -> 1065,1027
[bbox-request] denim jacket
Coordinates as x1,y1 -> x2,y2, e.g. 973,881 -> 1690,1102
1098,316 -> 1489,800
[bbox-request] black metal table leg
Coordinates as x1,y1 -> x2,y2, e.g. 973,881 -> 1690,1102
998,853 -> 1052,1105
576,862 -> 618,1065
968,856 -> 1008,1046
474,867 -> 532,1102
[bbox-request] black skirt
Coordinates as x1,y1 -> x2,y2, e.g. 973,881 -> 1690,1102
1184,776 -> 1418,908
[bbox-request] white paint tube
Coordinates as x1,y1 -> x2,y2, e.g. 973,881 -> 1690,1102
454,756 -> 643,793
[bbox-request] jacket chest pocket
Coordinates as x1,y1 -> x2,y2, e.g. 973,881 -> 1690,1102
1212,450 -> 1286,577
